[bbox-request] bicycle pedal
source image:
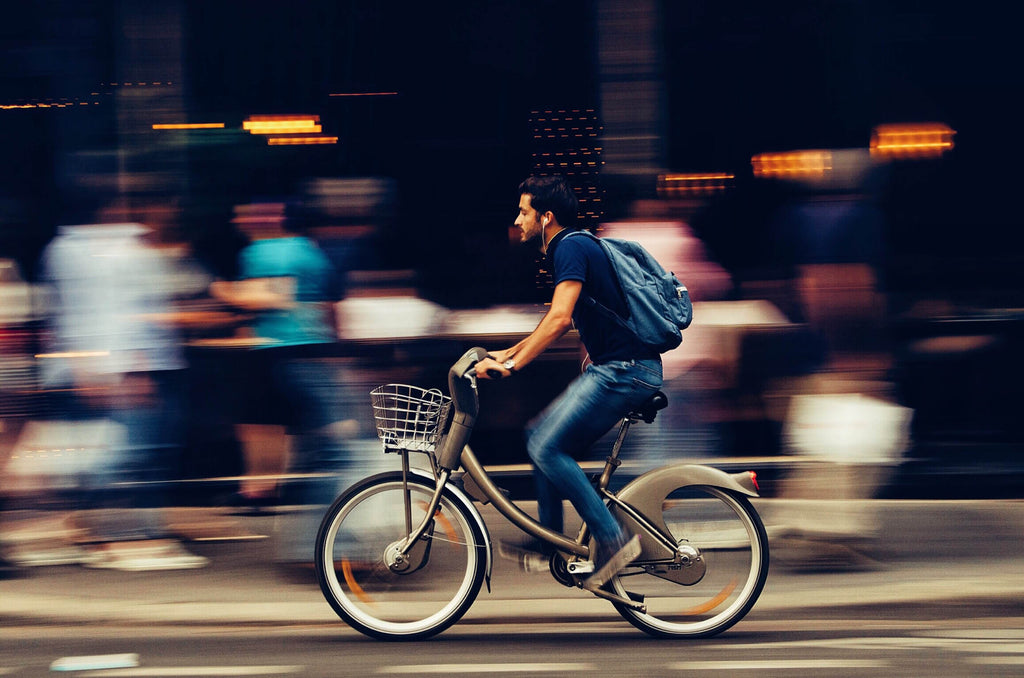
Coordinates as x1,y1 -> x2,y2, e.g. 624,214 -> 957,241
625,590 -> 645,604
566,560 -> 594,575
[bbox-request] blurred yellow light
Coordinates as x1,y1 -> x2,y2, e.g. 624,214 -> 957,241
243,115 -> 321,134
752,150 -> 833,178
152,123 -> 225,130
266,136 -> 338,146
871,123 -> 955,158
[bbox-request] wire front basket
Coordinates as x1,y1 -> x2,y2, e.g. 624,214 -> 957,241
370,384 -> 452,453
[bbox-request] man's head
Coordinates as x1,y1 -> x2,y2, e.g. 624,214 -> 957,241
515,175 -> 579,246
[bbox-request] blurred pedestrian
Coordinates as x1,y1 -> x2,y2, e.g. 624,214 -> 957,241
766,156 -> 911,569
35,207 -> 207,571
210,199 -> 354,574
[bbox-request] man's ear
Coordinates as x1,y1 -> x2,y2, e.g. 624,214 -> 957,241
542,211 -> 553,226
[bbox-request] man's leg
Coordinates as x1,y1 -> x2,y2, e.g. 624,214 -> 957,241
533,472 -> 564,536
526,360 -> 661,544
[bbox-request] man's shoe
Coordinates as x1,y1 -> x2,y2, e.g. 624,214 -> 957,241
582,534 -> 641,591
83,540 -> 208,571
498,538 -> 552,574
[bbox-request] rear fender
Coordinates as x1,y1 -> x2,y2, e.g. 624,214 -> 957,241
612,464 -> 759,562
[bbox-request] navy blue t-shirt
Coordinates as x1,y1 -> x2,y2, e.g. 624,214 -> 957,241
548,229 -> 658,364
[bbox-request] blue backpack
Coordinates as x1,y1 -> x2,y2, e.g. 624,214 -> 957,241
565,230 -> 693,353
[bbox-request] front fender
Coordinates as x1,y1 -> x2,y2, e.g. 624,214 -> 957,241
612,464 -> 759,562
407,468 -> 494,591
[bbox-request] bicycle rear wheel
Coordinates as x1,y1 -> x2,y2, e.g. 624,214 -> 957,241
315,472 -> 487,640
610,486 -> 768,638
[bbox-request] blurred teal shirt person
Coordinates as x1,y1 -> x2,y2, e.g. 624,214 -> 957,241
238,236 -> 338,346
212,201 -> 353,571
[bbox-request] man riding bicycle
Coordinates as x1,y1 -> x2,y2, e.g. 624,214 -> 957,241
475,174 -> 664,590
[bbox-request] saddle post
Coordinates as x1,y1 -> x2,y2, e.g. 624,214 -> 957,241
594,390 -> 667,493
595,416 -> 634,492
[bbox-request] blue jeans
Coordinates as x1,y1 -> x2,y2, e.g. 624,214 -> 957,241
526,358 -> 663,545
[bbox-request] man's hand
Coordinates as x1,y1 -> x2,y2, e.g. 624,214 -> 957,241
475,354 -> 512,380
472,280 -> 580,380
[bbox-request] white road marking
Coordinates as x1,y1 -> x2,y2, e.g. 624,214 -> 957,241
75,667 -> 303,677
667,659 -> 889,671
971,656 -> 1024,665
378,663 -> 597,674
925,628 -> 1024,639
727,636 -> 1024,652
50,654 -> 140,672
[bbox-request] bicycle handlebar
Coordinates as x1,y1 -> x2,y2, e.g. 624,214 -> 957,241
436,346 -> 489,470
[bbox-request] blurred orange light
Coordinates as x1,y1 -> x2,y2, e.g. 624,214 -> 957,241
243,115 -> 321,134
870,122 -> 955,158
328,91 -> 399,97
152,123 -> 225,130
266,136 -> 338,146
752,150 -> 833,178
658,172 -> 734,196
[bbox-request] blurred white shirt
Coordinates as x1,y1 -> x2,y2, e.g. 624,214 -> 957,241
39,223 -> 185,387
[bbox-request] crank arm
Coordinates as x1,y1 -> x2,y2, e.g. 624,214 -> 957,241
584,584 -> 647,612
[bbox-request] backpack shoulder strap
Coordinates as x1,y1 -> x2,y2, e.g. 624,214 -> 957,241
560,230 -> 632,328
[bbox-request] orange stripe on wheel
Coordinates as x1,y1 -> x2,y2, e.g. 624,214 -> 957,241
679,577 -> 738,615
342,559 -> 374,605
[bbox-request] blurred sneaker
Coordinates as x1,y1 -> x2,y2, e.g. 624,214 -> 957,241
498,538 -> 552,574
582,533 -> 640,591
83,540 -> 208,571
6,543 -> 88,567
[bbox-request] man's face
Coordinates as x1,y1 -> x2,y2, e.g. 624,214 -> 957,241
515,193 -> 543,244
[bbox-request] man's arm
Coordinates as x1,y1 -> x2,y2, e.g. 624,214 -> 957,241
476,280 -> 582,379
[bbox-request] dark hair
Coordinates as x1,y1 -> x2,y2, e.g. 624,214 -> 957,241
518,175 -> 579,229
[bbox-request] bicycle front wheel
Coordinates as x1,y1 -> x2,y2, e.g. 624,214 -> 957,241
610,486 -> 768,638
315,472 -> 488,640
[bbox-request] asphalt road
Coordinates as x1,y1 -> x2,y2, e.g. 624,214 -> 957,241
2,499 -> 1023,676
4,599 -> 1024,678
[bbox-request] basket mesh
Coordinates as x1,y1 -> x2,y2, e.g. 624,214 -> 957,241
370,384 -> 451,452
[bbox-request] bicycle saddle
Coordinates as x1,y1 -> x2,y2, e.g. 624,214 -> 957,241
631,391 -> 668,423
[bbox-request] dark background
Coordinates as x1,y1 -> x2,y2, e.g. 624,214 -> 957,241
2,0 -> 1019,303
2,0 -> 1022,497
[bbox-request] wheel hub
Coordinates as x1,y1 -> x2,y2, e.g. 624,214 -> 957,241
384,540 -> 412,572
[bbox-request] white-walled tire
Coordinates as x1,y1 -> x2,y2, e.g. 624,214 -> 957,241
315,472 -> 487,640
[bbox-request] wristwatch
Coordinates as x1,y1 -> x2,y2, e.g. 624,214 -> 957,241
502,358 -> 517,372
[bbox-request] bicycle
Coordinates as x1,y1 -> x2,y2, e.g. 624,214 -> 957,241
315,347 -> 769,640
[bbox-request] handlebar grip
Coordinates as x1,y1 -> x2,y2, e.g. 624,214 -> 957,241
439,346 -> 489,470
